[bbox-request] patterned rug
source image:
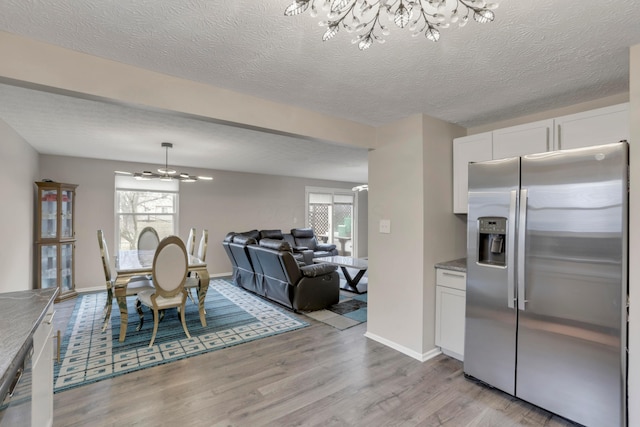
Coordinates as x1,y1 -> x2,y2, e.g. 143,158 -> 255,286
303,291 -> 367,330
54,279 -> 308,393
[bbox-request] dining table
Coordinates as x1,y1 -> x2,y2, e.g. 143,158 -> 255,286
114,249 -> 210,342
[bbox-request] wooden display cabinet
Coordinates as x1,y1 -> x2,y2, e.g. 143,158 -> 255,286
35,181 -> 78,301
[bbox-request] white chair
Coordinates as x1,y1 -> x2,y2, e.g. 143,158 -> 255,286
186,229 -> 208,307
136,236 -> 191,347
185,227 -> 196,257
137,226 -> 160,267
97,230 -> 154,332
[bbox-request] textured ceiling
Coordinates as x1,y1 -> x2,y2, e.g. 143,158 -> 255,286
1,0 -> 640,182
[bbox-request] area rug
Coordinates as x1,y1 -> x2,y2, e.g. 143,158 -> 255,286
54,279 -> 308,393
303,292 -> 367,330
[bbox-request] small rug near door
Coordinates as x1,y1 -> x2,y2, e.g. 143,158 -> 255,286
54,279 -> 308,393
303,292 -> 367,330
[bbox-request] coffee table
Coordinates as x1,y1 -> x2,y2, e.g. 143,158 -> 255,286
313,256 -> 368,294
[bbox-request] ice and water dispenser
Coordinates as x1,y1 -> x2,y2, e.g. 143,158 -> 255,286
477,217 -> 507,266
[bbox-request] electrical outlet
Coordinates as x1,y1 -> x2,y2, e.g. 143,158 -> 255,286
379,219 -> 391,234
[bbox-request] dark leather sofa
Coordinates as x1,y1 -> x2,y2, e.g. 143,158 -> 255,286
290,228 -> 338,258
223,233 -> 339,311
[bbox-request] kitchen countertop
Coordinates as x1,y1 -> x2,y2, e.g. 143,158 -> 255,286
0,288 -> 58,404
435,258 -> 467,272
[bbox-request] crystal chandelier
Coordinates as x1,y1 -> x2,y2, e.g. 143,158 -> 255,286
285,0 -> 498,50
115,142 -> 213,182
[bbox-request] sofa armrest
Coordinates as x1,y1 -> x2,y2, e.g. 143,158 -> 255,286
315,243 -> 336,252
293,245 -> 310,252
300,263 -> 338,278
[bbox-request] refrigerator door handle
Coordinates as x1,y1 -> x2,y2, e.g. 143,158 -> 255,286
507,190 -> 518,309
517,188 -> 528,311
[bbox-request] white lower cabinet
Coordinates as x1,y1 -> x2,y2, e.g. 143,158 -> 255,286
435,268 -> 466,361
32,304 -> 54,427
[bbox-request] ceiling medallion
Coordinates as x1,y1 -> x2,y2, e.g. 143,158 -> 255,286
285,0 -> 498,50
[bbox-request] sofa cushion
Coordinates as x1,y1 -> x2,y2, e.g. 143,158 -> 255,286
259,229 -> 284,240
300,263 -> 338,278
291,228 -> 314,239
259,238 -> 291,252
238,229 -> 260,241
232,235 -> 257,245
223,232 -> 236,243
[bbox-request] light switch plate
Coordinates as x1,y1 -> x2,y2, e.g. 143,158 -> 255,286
379,219 -> 391,234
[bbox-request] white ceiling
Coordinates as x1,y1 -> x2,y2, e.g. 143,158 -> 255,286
1,0 -> 640,183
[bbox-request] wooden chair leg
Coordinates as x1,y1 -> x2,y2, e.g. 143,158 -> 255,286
149,308 -> 159,347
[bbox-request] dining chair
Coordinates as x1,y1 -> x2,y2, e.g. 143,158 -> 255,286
137,226 -> 160,267
97,230 -> 154,332
186,229 -> 208,308
136,235 -> 191,347
185,227 -> 196,257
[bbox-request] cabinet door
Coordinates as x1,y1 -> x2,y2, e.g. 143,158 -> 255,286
61,189 -> 74,238
554,103 -> 629,150
435,285 -> 466,360
453,133 -> 493,214
39,245 -> 58,290
32,305 -> 54,427
39,188 -> 58,240
492,119 -> 553,160
60,243 -> 74,293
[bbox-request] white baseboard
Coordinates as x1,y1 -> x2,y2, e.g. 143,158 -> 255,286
75,273 -> 233,295
364,331 -> 442,362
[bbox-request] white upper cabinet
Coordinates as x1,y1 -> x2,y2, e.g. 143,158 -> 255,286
452,103 -> 630,214
453,132 -> 492,214
492,119 -> 554,160
554,103 -> 629,150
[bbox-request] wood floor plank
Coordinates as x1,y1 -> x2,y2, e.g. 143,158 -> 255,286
51,294 -> 580,427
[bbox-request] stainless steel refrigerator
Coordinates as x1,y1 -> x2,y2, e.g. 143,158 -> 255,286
464,142 -> 628,427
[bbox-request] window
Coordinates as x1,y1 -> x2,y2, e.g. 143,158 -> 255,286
306,187 -> 357,256
115,176 -> 178,251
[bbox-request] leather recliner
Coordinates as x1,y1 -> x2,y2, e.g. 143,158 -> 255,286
259,229 -> 314,265
290,228 -> 338,258
247,238 -> 339,311
228,234 -> 259,294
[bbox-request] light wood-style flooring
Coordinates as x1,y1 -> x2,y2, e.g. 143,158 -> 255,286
51,294 -> 578,427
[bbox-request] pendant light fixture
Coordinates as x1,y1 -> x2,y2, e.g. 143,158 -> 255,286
116,142 -> 213,182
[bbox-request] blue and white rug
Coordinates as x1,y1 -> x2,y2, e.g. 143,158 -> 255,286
54,279 -> 308,393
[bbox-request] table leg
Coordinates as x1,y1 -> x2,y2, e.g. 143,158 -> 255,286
195,268 -> 210,327
114,277 -> 130,342
340,267 -> 367,293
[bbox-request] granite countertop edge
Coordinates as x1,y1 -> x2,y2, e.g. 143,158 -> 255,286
0,288 -> 58,404
434,257 -> 467,272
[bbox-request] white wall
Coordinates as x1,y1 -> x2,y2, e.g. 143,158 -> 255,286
0,118 -> 39,292
628,43 -> 639,427
38,154 -> 364,291
366,114 -> 465,359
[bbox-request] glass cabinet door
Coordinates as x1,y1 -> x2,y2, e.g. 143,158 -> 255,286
40,189 -> 58,239
60,243 -> 74,293
40,244 -> 57,290
61,190 -> 74,238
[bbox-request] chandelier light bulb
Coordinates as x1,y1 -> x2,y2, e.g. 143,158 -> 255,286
284,0 -> 498,50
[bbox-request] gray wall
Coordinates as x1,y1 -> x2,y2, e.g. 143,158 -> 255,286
38,154 -> 366,291
0,118 -> 39,293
